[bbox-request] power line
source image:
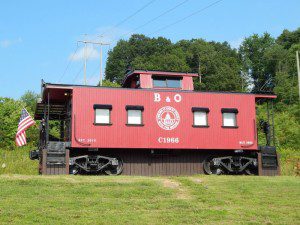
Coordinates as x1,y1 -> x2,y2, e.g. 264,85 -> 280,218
57,44 -> 79,83
89,64 -> 101,85
73,65 -> 84,83
77,39 -> 110,85
72,42 -> 107,84
148,0 -> 224,36
99,0 -> 157,37
119,0 -> 190,39
67,1 -> 156,84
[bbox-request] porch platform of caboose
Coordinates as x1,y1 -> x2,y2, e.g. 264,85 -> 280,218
34,82 -> 73,143
35,84 -> 73,121
33,82 -> 74,175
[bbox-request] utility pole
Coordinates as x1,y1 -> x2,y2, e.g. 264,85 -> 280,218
198,57 -> 201,84
84,41 -> 87,85
78,38 -> 110,86
296,51 -> 300,101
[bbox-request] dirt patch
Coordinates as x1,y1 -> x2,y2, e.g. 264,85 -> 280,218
162,179 -> 180,188
161,178 -> 191,200
189,177 -> 203,184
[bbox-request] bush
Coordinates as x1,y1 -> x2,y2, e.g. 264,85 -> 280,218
278,148 -> 300,176
0,147 -> 38,175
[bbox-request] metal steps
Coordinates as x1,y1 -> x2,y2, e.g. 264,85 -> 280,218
42,141 -> 70,175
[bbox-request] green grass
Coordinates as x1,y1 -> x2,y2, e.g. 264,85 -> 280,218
0,147 -> 38,175
0,148 -> 299,224
0,175 -> 299,224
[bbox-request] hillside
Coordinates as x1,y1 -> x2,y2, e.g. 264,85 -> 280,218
0,175 -> 299,224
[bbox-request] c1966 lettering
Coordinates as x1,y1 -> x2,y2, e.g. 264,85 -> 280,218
158,137 -> 179,144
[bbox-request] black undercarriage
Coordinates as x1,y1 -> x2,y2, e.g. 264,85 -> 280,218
69,155 -> 123,175
30,144 -> 265,175
203,154 -> 258,175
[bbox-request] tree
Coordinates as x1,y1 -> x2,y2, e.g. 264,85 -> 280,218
176,39 -> 245,91
105,40 -> 131,84
105,34 -> 173,84
0,98 -> 24,148
106,35 -> 245,92
272,44 -> 300,105
0,91 -> 40,149
20,91 -> 39,113
239,33 -> 276,92
276,28 -> 300,49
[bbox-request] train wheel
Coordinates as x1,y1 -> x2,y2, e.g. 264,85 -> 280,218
104,157 -> 123,175
203,157 -> 223,175
244,167 -> 257,175
70,165 -> 80,175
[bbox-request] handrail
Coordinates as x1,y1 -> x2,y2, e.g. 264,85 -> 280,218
73,114 -> 91,146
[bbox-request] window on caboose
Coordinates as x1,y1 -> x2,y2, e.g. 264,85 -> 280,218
126,105 -> 144,126
93,104 -> 112,125
192,107 -> 209,127
221,108 -> 238,128
152,76 -> 182,88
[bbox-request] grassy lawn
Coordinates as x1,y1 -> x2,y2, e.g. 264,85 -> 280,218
0,175 -> 299,225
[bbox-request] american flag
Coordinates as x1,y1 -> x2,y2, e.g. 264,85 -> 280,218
16,108 -> 35,147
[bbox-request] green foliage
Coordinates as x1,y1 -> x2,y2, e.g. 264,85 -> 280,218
101,79 -> 121,87
273,44 -> 300,105
240,28 -> 299,154
278,148 -> 300,176
106,35 -> 245,92
273,106 -> 300,148
20,91 -> 39,113
0,91 -> 39,149
277,28 -> 300,49
257,104 -> 300,149
0,98 -> 24,149
106,35 -> 176,84
239,33 -> 276,92
178,39 -> 244,92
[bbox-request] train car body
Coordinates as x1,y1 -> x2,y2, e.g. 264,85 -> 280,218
72,87 -> 258,150
30,70 -> 280,176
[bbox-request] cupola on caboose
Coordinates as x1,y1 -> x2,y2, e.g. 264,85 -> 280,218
30,70 -> 280,176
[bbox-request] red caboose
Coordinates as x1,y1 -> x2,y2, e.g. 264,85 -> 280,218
30,70 -> 280,176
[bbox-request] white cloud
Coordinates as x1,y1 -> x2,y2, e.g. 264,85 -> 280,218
229,37 -> 244,49
69,45 -> 99,61
0,37 -> 22,48
68,26 -> 131,62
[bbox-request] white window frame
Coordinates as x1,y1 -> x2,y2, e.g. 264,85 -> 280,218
127,110 -> 142,125
192,107 -> 209,127
94,105 -> 112,125
221,108 -> 238,128
193,111 -> 208,126
126,105 -> 144,126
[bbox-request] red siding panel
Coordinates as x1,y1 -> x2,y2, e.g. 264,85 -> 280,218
71,87 -> 257,151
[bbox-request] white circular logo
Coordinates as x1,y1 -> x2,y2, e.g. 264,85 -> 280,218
156,106 -> 180,130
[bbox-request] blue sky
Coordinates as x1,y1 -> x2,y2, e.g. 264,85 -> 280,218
1,0 -> 299,98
